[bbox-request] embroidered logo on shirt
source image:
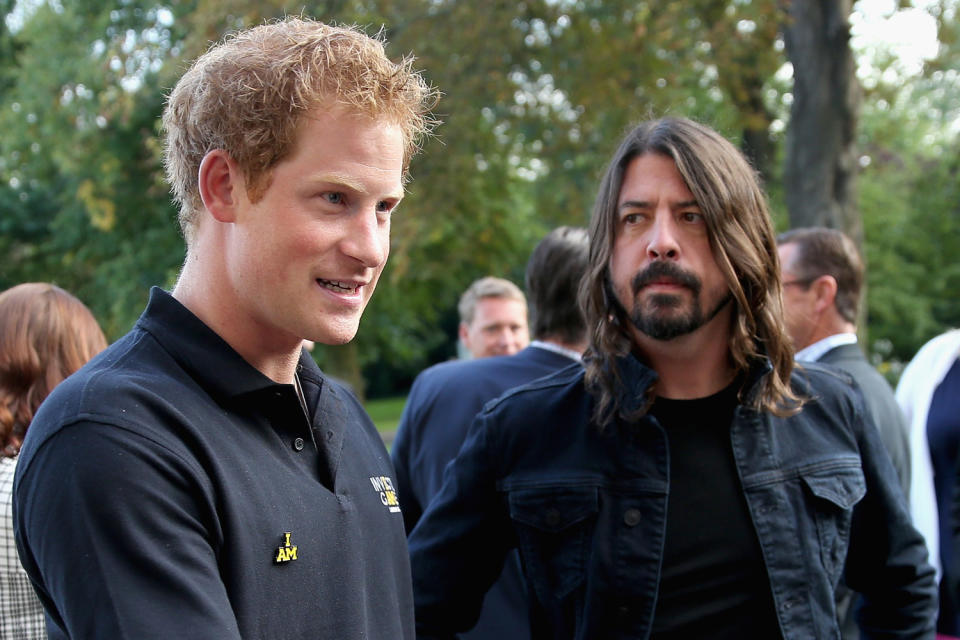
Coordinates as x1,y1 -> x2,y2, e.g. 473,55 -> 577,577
275,532 -> 298,563
369,476 -> 401,513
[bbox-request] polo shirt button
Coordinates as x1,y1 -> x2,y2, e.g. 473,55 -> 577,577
623,508 -> 642,527
293,437 -> 305,451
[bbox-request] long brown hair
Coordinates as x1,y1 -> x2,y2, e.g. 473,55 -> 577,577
578,118 -> 800,426
0,283 -> 107,456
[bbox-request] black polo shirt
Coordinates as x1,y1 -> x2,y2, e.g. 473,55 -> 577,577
14,287 -> 413,639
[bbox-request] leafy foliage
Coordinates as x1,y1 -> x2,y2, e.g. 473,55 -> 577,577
0,0 -> 957,395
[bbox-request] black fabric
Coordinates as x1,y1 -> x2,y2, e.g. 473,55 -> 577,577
929,358 -> 960,634
648,380 -> 782,639
13,287 -> 414,639
392,346 -> 579,640
408,354 -> 937,639
817,343 -> 910,494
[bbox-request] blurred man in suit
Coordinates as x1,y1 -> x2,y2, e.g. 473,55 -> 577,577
778,226 -> 911,640
778,227 -> 909,491
392,226 -> 589,640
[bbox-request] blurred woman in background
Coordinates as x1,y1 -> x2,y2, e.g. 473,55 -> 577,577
0,283 -> 107,638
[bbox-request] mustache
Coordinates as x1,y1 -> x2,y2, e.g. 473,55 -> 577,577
631,261 -> 701,296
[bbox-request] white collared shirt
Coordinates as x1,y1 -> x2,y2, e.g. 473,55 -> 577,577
794,333 -> 858,363
530,340 -> 582,362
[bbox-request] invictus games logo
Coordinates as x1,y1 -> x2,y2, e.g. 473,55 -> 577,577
275,532 -> 298,564
369,475 -> 401,513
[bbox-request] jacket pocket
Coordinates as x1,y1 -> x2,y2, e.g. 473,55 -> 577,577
801,466 -> 866,578
508,485 -> 599,602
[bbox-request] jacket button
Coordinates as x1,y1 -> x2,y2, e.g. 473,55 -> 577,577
544,508 -> 561,528
293,437 -> 305,451
623,508 -> 642,527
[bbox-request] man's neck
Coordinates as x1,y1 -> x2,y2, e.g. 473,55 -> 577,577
172,248 -> 302,384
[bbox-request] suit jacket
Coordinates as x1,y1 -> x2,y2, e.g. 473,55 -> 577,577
392,345 -> 580,640
818,343 -> 912,640
818,343 -> 910,494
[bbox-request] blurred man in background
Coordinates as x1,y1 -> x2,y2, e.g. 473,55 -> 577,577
777,227 -> 911,639
777,227 -> 909,490
457,276 -> 529,358
393,226 -> 589,639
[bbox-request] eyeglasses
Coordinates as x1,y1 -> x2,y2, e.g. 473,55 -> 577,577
782,278 -> 815,289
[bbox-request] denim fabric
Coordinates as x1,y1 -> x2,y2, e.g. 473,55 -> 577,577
409,355 -> 937,640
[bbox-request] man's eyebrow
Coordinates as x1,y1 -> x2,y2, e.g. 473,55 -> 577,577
618,199 -> 700,210
313,172 -> 405,200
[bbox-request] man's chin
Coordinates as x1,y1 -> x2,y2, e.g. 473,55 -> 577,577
307,323 -> 360,347
643,292 -> 688,311
631,309 -> 700,342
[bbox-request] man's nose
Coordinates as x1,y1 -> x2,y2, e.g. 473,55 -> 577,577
342,208 -> 389,268
646,214 -> 680,260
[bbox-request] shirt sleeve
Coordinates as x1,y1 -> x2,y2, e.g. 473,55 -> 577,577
14,421 -> 243,639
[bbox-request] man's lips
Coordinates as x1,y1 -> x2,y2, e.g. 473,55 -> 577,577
316,278 -> 364,294
645,278 -> 684,287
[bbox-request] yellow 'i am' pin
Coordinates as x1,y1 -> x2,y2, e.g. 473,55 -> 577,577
275,532 -> 298,563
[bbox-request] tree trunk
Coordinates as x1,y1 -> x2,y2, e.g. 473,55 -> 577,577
781,0 -> 862,246
321,341 -> 366,402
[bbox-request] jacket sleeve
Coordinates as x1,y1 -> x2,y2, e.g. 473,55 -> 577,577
407,410 -> 516,639
843,397 -> 938,639
14,421 -> 243,639
391,389 -> 424,534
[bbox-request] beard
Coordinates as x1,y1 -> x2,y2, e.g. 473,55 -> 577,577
612,261 -> 732,341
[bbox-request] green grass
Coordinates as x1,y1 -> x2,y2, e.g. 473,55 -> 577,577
364,395 -> 407,435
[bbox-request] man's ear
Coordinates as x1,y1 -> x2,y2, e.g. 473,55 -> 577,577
812,275 -> 838,314
198,150 -> 243,223
458,322 -> 470,347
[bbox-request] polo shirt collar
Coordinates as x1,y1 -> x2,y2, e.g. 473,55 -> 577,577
136,287 -> 314,401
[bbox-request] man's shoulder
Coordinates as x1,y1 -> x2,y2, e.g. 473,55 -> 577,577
482,361 -> 586,414
820,345 -> 893,388
422,346 -> 575,379
791,360 -> 856,392
19,327 -> 203,469
785,361 -> 885,441
818,342 -> 865,365
788,361 -> 863,416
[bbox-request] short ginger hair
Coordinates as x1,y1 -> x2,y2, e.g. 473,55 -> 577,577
162,17 -> 438,244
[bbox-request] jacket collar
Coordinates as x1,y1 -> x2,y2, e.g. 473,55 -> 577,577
609,351 -> 773,412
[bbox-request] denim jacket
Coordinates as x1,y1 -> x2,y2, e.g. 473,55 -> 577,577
408,356 -> 937,639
